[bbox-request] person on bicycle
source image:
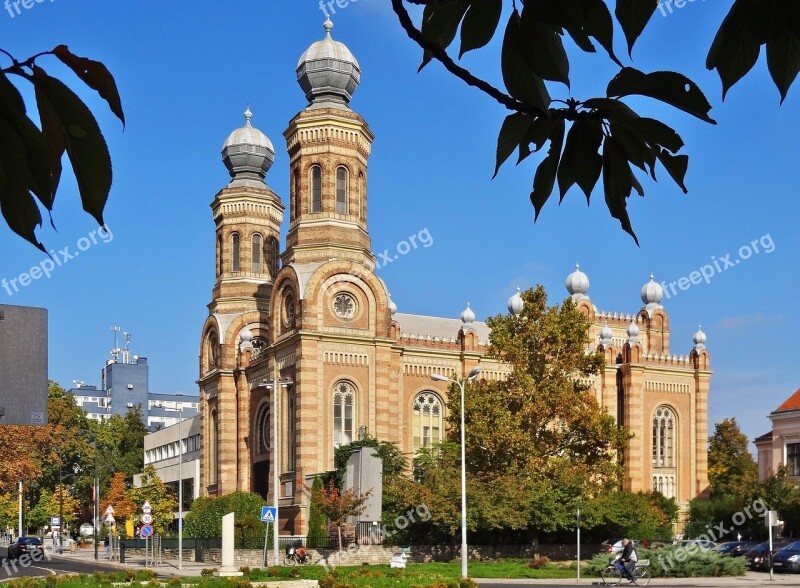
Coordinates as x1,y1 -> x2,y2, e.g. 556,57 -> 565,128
619,538 -> 638,580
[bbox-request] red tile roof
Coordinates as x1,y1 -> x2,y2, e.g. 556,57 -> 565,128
775,388 -> 800,413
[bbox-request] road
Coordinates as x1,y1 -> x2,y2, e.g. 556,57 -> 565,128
0,546 -> 119,580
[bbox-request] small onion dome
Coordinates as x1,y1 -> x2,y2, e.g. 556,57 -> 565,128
627,319 -> 640,343
222,106 -> 275,184
599,322 -> 613,346
640,274 -> 664,312
566,264 -> 589,301
693,325 -> 707,351
507,287 -> 524,316
240,328 -> 253,343
297,18 -> 361,107
461,302 -> 475,326
388,295 -> 397,316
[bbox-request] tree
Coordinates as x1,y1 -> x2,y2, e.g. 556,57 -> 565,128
128,465 -> 176,535
391,1 -> 800,243
585,490 -> 677,541
0,46 -> 123,249
95,406 -> 148,485
708,418 -> 758,499
307,477 -> 327,548
310,479 -> 370,561
27,484 -> 80,531
101,473 -> 135,532
333,433 -> 408,487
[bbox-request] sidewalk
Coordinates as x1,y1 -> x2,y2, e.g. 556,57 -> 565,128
45,543 -> 210,577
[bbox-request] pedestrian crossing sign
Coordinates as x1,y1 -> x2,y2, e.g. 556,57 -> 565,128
260,506 -> 277,523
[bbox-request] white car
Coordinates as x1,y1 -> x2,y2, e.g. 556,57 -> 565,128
605,539 -> 640,554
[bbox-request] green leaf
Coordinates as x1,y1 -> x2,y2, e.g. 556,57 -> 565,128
502,10 -> 551,113
766,31 -> 800,104
0,117 -> 45,251
530,119 -> 565,221
52,45 -> 126,127
607,67 -> 717,124
706,0 -> 763,100
625,117 -> 684,153
615,0 -> 658,57
602,135 -> 638,245
460,0 -> 503,58
557,119 -> 603,200
655,147 -> 689,193
419,1 -> 470,70
32,66 -> 112,226
495,112 -> 535,178
520,6 -> 570,86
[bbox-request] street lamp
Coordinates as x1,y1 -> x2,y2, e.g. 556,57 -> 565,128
260,375 -> 294,567
431,366 -> 481,579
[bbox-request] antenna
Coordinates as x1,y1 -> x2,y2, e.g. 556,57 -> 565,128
123,331 -> 131,364
110,326 -> 121,362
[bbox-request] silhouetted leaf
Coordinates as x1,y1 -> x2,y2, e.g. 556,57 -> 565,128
32,66 -> 112,226
557,119 -> 603,200
33,77 -> 65,206
420,1 -> 470,70
495,112 -> 535,177
655,148 -> 689,193
582,97 -> 639,121
517,115 -> 561,164
607,67 -> 716,124
625,117 -> 684,153
767,32 -> 800,104
615,0 -> 657,57
502,9 -> 551,113
582,0 -> 622,66
520,6 -> 570,86
530,119 -> 565,221
53,45 -> 126,126
602,135 -> 638,245
706,0 -> 763,100
460,0 -> 503,57
609,122 -> 649,172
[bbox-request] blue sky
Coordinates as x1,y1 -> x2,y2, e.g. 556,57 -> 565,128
1,0 -> 797,446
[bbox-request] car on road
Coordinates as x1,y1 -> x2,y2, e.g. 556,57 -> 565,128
7,536 -> 44,560
772,541 -> 800,573
603,539 -> 641,554
713,540 -> 759,557
745,539 -> 797,570
676,539 -> 717,550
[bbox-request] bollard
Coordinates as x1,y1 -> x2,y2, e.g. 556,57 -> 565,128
119,541 -> 125,564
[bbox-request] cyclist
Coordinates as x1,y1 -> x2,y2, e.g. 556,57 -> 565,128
619,538 -> 638,581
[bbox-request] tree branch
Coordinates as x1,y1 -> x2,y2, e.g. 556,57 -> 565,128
390,0 -> 545,116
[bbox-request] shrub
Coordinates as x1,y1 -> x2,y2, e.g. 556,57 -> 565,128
200,568 -> 216,577
584,547 -> 746,578
529,555 -> 549,569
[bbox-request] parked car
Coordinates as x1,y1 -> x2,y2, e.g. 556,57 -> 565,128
676,539 -> 717,550
713,541 -> 759,557
603,539 -> 641,554
7,536 -> 44,560
772,541 -> 800,573
745,539 -> 797,570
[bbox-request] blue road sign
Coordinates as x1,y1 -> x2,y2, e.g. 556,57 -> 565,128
260,506 -> 276,523
140,524 -> 154,538
50,516 -> 61,527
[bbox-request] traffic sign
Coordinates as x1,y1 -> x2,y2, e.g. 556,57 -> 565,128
141,513 -> 153,524
142,501 -> 152,514
260,506 -> 277,523
50,516 -> 61,527
140,524 -> 154,538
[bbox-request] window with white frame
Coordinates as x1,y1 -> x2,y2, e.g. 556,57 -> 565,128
333,381 -> 356,451
788,442 -> 800,476
412,391 -> 443,451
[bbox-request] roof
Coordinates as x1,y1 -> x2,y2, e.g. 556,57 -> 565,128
754,431 -> 773,444
774,388 -> 800,413
394,312 -> 490,342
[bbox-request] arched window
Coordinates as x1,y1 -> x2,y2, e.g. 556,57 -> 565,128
255,402 -> 270,455
252,234 -> 262,273
287,386 -> 296,471
292,169 -> 300,221
336,167 -> 348,214
333,381 -> 355,450
358,172 -> 365,220
652,405 -> 676,467
412,391 -> 443,452
231,233 -> 240,272
311,165 -> 322,213
210,410 -> 219,484
207,332 -> 219,371
216,235 -> 222,277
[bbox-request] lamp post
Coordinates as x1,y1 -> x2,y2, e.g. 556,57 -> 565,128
431,366 -> 481,579
260,374 -> 294,567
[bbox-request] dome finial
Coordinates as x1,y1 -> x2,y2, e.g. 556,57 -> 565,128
297,20 -> 361,107
324,17 -> 333,35
461,302 -> 476,326
222,106 -> 275,186
507,287 -> 524,316
599,321 -> 613,347
693,325 -> 707,351
566,264 -> 589,301
244,105 -> 253,126
640,273 -> 664,315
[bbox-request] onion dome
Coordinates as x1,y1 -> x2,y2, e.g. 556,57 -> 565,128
566,264 -> 589,301
297,18 -> 361,107
222,107 -> 275,185
640,274 -> 664,313
693,325 -> 707,351
388,295 -> 397,317
239,327 -> 254,352
627,319 -> 640,344
507,287 -> 524,316
599,322 -> 613,347
460,302 -> 476,327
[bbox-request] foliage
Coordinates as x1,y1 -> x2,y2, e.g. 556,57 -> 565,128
307,476 -> 328,547
128,465 -> 176,534
94,406 -> 149,485
101,473 -> 135,531
707,418 -> 758,499
183,491 -> 265,539
391,0 -> 800,243
584,546 -> 746,578
308,478 -> 369,556
27,484 -> 81,530
333,432 -> 408,487
743,466 -> 800,537
0,46 -> 123,249
583,490 -> 677,541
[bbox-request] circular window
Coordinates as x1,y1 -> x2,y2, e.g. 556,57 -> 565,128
333,293 -> 357,319
282,294 -> 295,328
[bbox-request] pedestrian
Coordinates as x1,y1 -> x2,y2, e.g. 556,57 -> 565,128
51,528 -> 58,547
104,535 -> 111,558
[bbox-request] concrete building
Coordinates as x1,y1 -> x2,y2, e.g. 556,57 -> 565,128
755,388 -> 800,481
0,304 -> 48,425
135,415 -> 200,521
198,19 -> 711,537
